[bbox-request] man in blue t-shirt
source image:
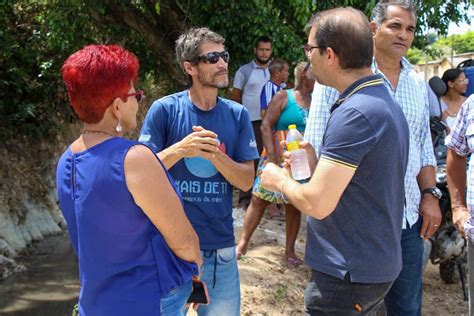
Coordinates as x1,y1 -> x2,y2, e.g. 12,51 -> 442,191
261,8 -> 409,315
139,28 -> 259,316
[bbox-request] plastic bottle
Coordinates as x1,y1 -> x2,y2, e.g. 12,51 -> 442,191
286,124 -> 311,180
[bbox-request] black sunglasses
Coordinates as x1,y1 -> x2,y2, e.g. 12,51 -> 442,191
195,51 -> 230,64
124,90 -> 145,103
302,44 -> 320,55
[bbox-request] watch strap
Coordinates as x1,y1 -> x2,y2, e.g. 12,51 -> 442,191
421,187 -> 436,194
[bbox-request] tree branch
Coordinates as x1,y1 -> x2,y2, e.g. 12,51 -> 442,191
97,0 -> 188,84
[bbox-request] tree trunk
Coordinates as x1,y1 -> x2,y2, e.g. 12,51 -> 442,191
90,0 -> 190,85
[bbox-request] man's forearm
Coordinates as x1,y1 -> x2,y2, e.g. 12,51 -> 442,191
280,178 -> 314,217
447,149 -> 467,208
157,143 -> 184,170
211,152 -> 254,191
417,165 -> 436,190
279,160 -> 355,220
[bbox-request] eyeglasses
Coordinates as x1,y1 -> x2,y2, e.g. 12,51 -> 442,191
124,90 -> 145,103
457,78 -> 469,84
195,51 -> 230,64
303,44 -> 319,55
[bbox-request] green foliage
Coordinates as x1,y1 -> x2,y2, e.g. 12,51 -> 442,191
0,2 -> 71,139
406,47 -> 424,64
0,1 -> 161,139
434,31 -> 474,55
412,0 -> 472,48
408,30 -> 474,65
1,0 -> 472,140
187,0 -> 316,74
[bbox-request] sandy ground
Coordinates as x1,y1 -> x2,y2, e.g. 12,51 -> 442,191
0,207 -> 469,315
231,207 -> 469,316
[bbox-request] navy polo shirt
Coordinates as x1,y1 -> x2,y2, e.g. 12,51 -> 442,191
305,74 -> 409,283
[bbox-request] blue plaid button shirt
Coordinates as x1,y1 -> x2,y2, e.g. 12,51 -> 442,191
305,57 -> 436,229
445,95 -> 474,239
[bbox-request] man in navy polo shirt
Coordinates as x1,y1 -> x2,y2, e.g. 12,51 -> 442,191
140,28 -> 259,315
261,7 -> 409,315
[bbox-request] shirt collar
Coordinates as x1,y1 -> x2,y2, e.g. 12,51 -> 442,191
330,74 -> 384,113
252,60 -> 269,70
371,56 -> 413,87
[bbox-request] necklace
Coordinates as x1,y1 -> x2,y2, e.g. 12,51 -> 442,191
82,130 -> 116,137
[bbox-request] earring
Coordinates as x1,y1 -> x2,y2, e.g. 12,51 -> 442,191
116,120 -> 123,132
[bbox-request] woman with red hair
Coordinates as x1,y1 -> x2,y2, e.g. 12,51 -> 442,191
56,44 -> 201,316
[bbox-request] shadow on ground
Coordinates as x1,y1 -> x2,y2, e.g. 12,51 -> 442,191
0,233 -> 79,316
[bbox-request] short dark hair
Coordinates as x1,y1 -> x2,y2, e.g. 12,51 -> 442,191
268,58 -> 288,75
175,27 -> 225,85
371,0 -> 417,26
175,27 -> 225,73
309,7 -> 373,70
255,35 -> 272,48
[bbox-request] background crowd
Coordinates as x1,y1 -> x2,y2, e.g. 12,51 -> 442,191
54,0 -> 474,315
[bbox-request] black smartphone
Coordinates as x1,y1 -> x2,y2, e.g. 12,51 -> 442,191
186,279 -> 210,305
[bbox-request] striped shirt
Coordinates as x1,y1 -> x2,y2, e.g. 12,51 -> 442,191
305,57 -> 436,228
260,80 -> 283,111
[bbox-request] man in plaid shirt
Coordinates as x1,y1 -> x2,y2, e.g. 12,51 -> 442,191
446,95 -> 474,314
304,1 -> 441,315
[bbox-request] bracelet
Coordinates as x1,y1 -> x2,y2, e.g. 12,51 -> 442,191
280,177 -> 292,195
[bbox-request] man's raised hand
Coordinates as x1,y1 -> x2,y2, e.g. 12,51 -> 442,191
177,126 -> 219,159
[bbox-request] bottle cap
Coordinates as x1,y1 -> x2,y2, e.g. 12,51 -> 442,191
288,124 -> 296,130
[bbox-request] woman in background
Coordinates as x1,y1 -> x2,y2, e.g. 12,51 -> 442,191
236,62 -> 315,266
57,44 -> 201,316
441,68 -> 469,131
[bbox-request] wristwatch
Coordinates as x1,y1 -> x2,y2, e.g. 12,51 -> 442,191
421,187 -> 442,199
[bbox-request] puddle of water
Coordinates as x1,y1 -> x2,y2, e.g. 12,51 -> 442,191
0,233 -> 79,316
0,208 -> 304,315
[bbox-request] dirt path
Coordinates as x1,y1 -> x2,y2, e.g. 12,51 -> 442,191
233,207 -> 469,316
0,208 -> 468,315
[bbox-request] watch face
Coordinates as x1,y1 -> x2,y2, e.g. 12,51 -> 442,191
433,187 -> 442,199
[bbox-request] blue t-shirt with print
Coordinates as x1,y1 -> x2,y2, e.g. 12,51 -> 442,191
305,75 -> 409,283
139,90 -> 259,250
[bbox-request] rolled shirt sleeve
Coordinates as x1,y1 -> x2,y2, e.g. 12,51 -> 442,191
446,96 -> 474,156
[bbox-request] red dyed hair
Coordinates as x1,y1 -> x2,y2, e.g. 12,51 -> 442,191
61,45 -> 139,123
